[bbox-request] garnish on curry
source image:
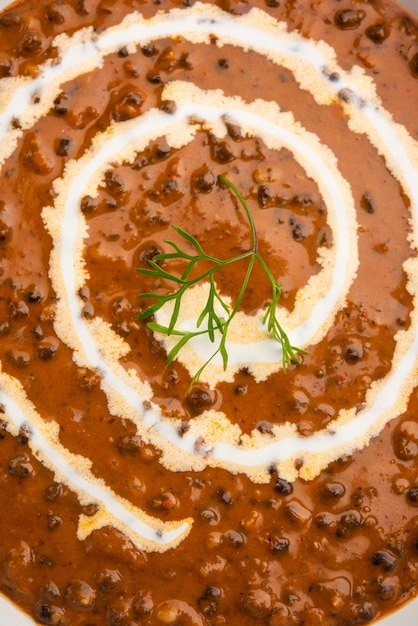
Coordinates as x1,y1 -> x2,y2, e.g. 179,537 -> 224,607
0,0 -> 417,625
137,175 -> 306,385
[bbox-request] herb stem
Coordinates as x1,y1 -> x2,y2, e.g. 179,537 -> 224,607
219,176 -> 258,254
137,176 -> 306,384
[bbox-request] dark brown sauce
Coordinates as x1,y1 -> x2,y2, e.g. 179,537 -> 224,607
0,0 -> 417,625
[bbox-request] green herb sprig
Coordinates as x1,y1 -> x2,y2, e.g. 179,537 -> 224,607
137,176 -> 305,386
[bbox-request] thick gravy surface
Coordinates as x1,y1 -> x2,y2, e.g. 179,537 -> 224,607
0,0 -> 417,625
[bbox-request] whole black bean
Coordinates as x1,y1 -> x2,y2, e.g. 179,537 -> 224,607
371,550 -> 397,572
274,477 -> 293,496
334,9 -> 366,30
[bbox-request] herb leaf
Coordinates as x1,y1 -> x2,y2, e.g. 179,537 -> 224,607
137,176 -> 306,384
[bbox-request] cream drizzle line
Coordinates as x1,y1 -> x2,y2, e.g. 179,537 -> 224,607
43,85 -> 358,481
0,369 -> 192,552
0,4 -> 417,483
156,84 -> 357,373
0,1 -> 413,179
44,84 -> 356,374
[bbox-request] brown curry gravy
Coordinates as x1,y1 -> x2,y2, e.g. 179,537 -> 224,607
0,0 -> 418,624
